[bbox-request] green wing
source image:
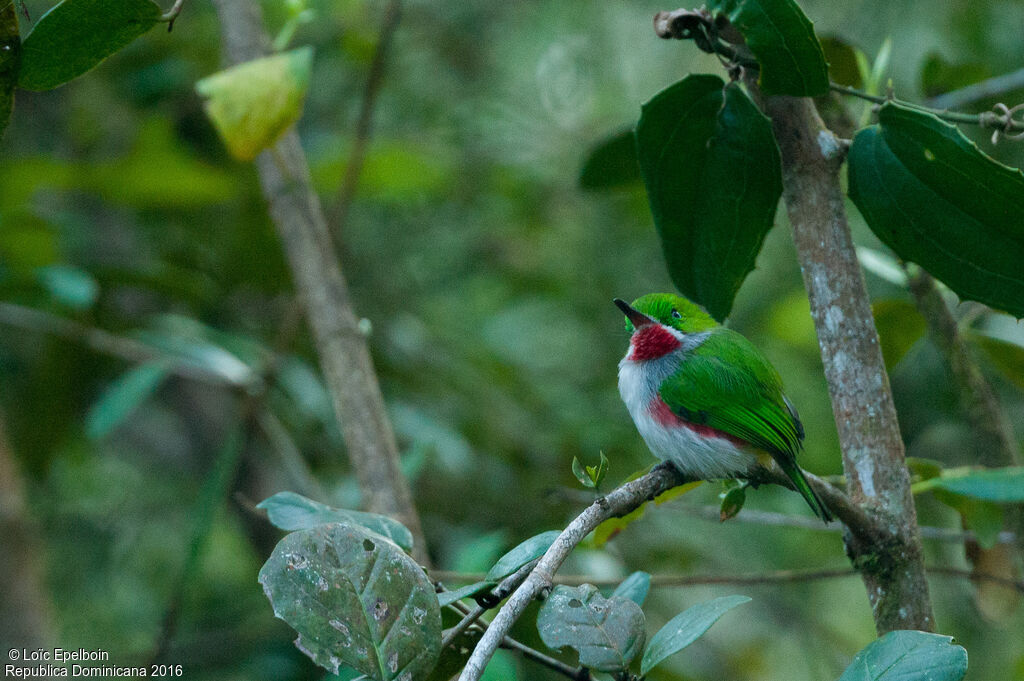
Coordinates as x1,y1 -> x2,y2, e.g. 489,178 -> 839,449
658,329 -> 802,457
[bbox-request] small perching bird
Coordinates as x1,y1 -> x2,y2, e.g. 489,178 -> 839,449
615,293 -> 832,522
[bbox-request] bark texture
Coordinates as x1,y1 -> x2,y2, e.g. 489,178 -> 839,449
0,414 -> 56,651
755,91 -> 934,633
210,0 -> 427,563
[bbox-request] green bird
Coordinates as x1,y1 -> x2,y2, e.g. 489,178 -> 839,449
614,293 -> 832,522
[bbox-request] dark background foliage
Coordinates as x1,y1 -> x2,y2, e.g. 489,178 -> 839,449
2,0 -> 1023,679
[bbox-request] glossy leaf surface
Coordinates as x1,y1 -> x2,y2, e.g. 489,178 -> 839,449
636,76 -> 781,321
707,0 -> 828,95
18,0 -> 160,90
837,630 -> 967,681
848,102 -> 1024,318
641,594 -> 750,674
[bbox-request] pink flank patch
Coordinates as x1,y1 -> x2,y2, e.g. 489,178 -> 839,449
648,397 -> 748,447
629,325 -> 682,361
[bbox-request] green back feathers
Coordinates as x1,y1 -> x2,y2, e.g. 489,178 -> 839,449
659,328 -> 800,457
626,293 -> 718,334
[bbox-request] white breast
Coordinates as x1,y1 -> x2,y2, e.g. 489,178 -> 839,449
617,336 -> 758,480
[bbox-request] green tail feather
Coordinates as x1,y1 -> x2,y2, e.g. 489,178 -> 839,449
780,460 -> 833,523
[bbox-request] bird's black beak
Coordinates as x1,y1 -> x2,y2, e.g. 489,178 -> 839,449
613,298 -> 655,329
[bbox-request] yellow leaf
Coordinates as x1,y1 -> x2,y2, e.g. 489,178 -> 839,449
196,47 -> 313,161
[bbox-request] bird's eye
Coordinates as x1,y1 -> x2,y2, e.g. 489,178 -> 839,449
671,309 -> 682,319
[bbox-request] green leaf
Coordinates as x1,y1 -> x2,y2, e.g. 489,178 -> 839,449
537,584 -> 645,673
636,76 -> 781,321
847,102 -> 1024,318
196,47 -> 314,161
640,594 -> 751,675
837,630 -> 967,681
572,456 -> 594,489
967,331 -> 1024,390
719,485 -> 747,521
37,264 -> 99,310
17,0 -> 160,91
484,530 -> 560,582
437,582 -> 495,609
819,36 -> 863,88
610,571 -> 651,607
259,523 -> 442,679
0,0 -> 19,140
932,489 -> 1004,550
914,467 -> 1024,503
257,491 -> 414,552
85,360 -> 169,440
579,127 -> 640,190
706,0 -> 828,96
920,53 -> 990,100
871,300 -> 926,371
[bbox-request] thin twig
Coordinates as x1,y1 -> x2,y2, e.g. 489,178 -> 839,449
158,0 -> 185,30
926,67 -> 1024,110
0,302 -> 256,388
671,503 -> 1016,545
498,636 -> 589,681
327,0 -> 402,235
829,82 -> 1024,137
433,566 -> 1024,593
444,599 -> 589,681
440,559 -> 537,649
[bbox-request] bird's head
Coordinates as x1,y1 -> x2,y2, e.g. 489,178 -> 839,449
614,293 -> 718,360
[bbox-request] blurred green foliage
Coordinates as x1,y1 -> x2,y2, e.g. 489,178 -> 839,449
1,0 -> 1023,680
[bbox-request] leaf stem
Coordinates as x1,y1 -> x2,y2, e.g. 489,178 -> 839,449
158,0 -> 185,30
829,82 -> 1024,138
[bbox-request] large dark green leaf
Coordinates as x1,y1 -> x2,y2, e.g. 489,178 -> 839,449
848,102 -> 1024,318
484,530 -> 560,582
257,491 -> 414,553
579,128 -> 640,190
837,630 -> 967,681
536,584 -> 645,673
706,0 -> 828,96
640,594 -> 750,674
636,76 -> 781,321
18,0 -> 161,91
259,523 -> 442,680
0,0 -> 19,139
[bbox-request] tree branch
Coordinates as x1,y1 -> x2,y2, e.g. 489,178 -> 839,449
327,0 -> 402,236
743,84 -> 934,632
743,81 -> 935,631
457,464 -> 693,681
209,0 -> 428,563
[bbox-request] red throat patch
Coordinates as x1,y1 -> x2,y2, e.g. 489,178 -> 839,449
629,324 -> 682,361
